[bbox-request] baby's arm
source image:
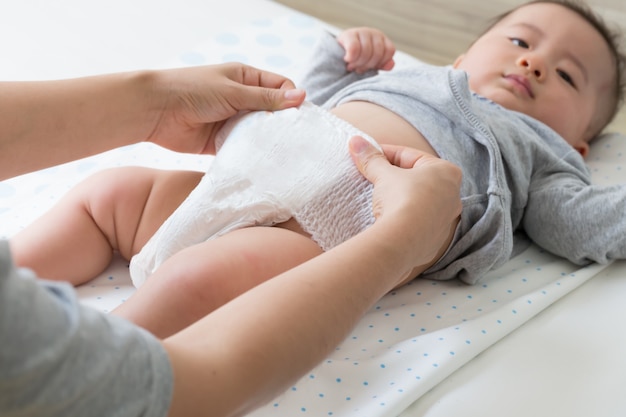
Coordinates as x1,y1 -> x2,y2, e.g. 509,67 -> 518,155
524,174 -> 626,265
298,29 -> 394,105
336,27 -> 396,74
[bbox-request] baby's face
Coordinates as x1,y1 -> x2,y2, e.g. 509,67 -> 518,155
454,2 -> 615,156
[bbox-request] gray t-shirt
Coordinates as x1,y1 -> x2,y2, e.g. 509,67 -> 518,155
0,240 -> 173,416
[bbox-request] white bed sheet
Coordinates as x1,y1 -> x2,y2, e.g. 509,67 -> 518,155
1,1 -> 626,416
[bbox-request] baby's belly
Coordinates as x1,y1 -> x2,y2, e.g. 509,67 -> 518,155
331,101 -> 438,157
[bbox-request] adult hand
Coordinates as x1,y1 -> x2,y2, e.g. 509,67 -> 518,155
145,63 -> 306,154
0,63 -> 305,180
349,135 -> 462,280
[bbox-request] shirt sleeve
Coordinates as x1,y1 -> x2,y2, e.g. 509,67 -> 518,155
299,31 -> 377,106
523,164 -> 626,265
0,240 -> 173,417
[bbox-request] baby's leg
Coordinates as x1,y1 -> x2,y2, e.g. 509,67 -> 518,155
113,224 -> 323,338
10,167 -> 203,286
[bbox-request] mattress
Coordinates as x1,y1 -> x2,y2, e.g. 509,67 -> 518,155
1,1 -> 625,416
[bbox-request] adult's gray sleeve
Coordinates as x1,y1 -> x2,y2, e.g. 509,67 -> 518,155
0,240 -> 173,417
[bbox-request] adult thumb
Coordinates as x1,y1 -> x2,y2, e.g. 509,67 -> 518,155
276,88 -> 306,109
348,135 -> 388,183
249,86 -> 306,111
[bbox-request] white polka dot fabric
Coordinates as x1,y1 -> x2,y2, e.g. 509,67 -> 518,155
1,13 -> 625,417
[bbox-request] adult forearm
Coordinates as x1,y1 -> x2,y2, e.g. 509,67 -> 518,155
0,72 -> 159,180
0,63 -> 306,181
164,222 -> 413,417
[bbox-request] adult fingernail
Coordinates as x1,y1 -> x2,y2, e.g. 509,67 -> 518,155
349,136 -> 370,154
284,88 -> 305,100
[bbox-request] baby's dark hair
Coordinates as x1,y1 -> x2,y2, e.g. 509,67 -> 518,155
489,0 -> 626,130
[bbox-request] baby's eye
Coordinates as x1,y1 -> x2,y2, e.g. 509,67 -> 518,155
510,38 -> 529,48
557,69 -> 576,88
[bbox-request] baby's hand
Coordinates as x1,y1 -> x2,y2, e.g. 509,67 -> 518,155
337,27 -> 396,74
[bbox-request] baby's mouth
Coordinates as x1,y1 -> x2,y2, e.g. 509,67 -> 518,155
504,74 -> 534,98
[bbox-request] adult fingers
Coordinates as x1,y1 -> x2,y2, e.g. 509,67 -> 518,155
227,64 -> 306,111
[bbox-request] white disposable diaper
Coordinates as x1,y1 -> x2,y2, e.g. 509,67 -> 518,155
129,101 -> 381,287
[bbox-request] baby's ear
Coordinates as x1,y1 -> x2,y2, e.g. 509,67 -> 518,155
453,54 -> 465,68
575,142 -> 590,159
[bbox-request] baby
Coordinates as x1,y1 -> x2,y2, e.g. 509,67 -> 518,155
11,0 -> 625,338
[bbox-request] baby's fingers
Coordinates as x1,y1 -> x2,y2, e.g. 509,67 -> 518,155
338,28 -> 395,73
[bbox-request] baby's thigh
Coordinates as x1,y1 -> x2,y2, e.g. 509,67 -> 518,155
117,225 -> 323,337
80,166 -> 203,258
161,226 -> 323,306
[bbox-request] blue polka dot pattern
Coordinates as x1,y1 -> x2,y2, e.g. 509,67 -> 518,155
214,32 -> 240,46
289,15 -> 317,28
265,55 -> 291,68
170,14 -> 322,77
251,249 -> 609,416
256,33 -> 282,47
